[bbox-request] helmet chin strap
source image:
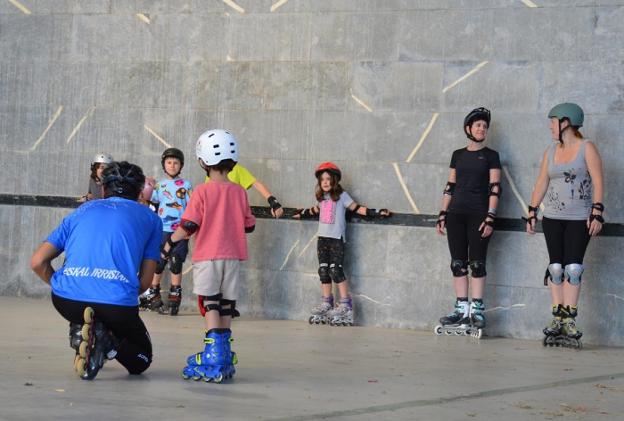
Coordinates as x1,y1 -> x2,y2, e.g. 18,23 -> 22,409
557,119 -> 572,143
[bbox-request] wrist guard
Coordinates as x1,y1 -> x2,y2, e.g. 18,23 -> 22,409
436,210 -> 447,227
589,214 -> 604,224
267,195 -> 282,211
295,207 -> 319,220
365,208 -> 389,218
160,236 -> 179,260
591,202 -> 604,213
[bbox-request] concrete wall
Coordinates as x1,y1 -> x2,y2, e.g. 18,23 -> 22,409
1,0 -> 623,345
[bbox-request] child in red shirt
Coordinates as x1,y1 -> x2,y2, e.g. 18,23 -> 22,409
161,129 -> 255,383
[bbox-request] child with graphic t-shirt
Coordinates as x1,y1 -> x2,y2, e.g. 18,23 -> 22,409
293,162 -> 390,326
161,129 -> 255,383
141,148 -> 192,316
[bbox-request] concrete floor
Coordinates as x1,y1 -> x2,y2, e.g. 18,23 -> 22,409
1,297 -> 624,421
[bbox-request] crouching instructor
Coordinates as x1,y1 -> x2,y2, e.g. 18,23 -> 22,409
31,161 -> 162,380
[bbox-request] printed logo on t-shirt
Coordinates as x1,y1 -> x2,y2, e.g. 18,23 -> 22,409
62,266 -> 130,283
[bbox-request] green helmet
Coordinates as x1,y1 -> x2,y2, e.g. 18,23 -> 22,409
548,103 -> 584,128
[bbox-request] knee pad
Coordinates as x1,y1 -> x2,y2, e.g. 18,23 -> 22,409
219,298 -> 240,318
155,259 -> 167,275
169,256 -> 183,275
469,260 -> 486,278
318,263 -> 331,284
547,263 -> 564,285
197,293 -> 223,317
329,263 -> 346,283
565,264 -> 584,285
450,259 -> 468,277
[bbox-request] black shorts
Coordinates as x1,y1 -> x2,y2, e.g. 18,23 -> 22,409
317,236 -> 346,283
445,212 -> 491,263
542,217 -> 591,265
161,232 -> 189,260
52,293 -> 152,375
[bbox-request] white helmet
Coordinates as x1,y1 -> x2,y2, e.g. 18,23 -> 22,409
196,129 -> 238,166
92,153 -> 113,165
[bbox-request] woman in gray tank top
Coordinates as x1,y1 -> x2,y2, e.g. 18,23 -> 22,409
525,103 -> 605,349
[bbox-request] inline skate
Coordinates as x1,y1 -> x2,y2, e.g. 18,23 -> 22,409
140,285 -> 164,311
434,299 -> 481,338
74,307 -> 118,380
308,295 -> 334,325
328,296 -> 353,326
182,329 -> 236,383
543,305 -> 582,349
158,285 -> 182,315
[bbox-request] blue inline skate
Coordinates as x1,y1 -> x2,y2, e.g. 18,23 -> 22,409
181,329 -> 236,383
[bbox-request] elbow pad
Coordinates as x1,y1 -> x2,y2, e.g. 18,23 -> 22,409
181,219 -> 199,235
444,182 -> 456,196
489,182 -> 502,197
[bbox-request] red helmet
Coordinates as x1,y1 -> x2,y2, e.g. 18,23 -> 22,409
315,162 -> 341,181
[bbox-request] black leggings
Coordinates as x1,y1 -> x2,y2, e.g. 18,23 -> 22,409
52,293 -> 152,375
541,217 -> 591,265
445,212 -> 491,276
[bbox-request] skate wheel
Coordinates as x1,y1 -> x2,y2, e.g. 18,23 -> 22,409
473,329 -> 483,339
78,341 -> 89,358
444,329 -> 452,336
542,337 -> 548,347
308,316 -> 314,324
434,325 -> 443,335
81,324 -> 91,341
83,307 -> 94,324
75,356 -> 86,376
454,329 -> 462,336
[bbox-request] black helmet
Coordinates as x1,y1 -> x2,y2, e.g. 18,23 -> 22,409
161,148 -> 185,170
463,107 -> 491,142
102,161 -> 146,200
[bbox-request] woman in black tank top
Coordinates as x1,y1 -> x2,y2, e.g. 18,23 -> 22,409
434,107 -> 502,336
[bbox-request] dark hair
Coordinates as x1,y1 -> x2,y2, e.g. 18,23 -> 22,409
571,126 -> 584,139
90,163 -> 103,182
102,161 -> 146,200
315,171 -> 343,202
204,159 -> 237,176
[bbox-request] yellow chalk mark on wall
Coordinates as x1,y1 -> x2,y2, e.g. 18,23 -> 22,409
297,234 -> 317,258
392,163 -> 420,214
136,13 -> 150,24
406,113 -> 439,163
66,107 -> 95,144
144,125 -> 172,148
271,0 -> 289,12
521,0 -> 538,8
7,0 -> 31,15
442,61 -> 489,93
31,106 -> 63,151
223,0 -> 245,14
502,165 -> 529,217
351,93 -> 373,113
279,239 -> 300,270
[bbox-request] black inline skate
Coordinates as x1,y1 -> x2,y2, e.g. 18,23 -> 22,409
160,285 -> 182,315
434,299 -> 482,338
74,307 -> 118,380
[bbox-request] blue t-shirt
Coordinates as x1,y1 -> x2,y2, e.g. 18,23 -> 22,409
151,177 -> 192,232
47,197 -> 163,307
